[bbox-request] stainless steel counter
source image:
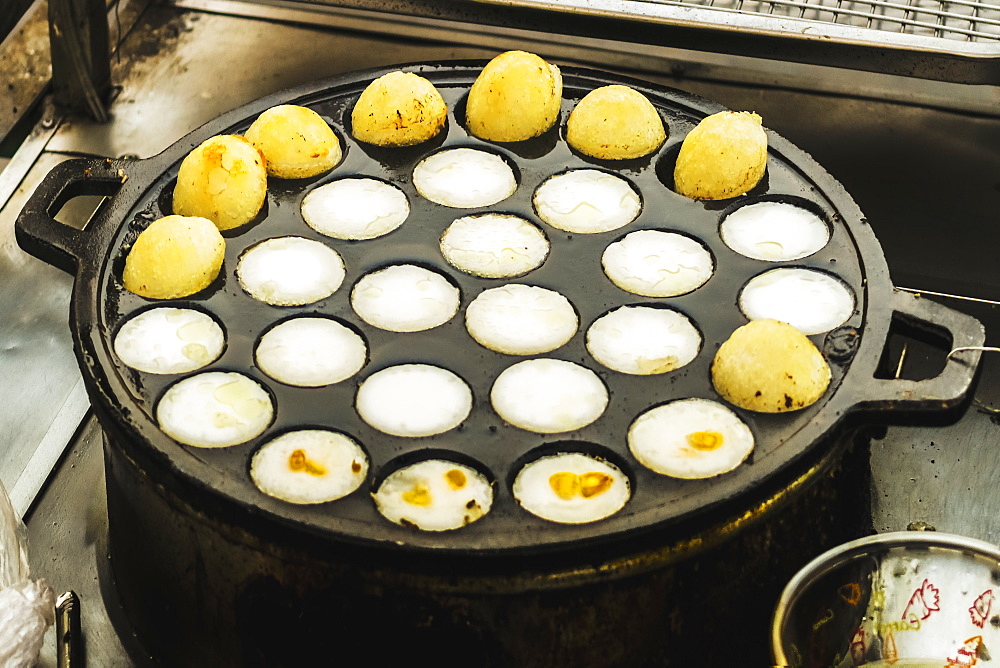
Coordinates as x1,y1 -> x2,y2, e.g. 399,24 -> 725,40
5,0 -> 1000,663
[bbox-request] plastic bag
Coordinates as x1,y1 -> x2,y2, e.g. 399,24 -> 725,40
0,480 -> 55,668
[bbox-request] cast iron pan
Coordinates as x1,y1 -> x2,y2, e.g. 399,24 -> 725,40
15,63 -> 985,556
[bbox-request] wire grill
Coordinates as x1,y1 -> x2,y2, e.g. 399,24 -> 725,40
645,0 -> 1000,40
171,0 -> 1000,82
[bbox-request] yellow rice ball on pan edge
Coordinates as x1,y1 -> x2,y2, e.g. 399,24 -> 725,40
466,50 -> 562,143
351,71 -> 448,147
566,84 -> 666,160
711,318 -> 831,413
122,215 -> 225,300
172,134 -> 267,231
673,111 -> 768,201
245,104 -> 342,179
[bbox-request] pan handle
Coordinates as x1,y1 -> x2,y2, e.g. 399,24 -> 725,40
15,157 -> 132,275
849,289 -> 985,416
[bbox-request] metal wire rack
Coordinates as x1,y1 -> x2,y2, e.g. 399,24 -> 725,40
494,0 -> 1000,82
172,0 -> 1000,82
662,0 -> 1000,41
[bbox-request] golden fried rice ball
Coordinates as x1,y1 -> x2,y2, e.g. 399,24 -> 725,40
245,104 -> 341,179
172,134 -> 267,231
674,111 -> 768,200
711,318 -> 831,413
351,71 -> 448,147
466,50 -> 562,142
566,85 -> 666,160
123,215 -> 225,299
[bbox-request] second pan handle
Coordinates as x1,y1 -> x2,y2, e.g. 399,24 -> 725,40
848,289 -> 985,417
15,157 -> 133,275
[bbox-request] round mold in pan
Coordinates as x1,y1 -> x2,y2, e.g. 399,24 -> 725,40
27,63 -> 915,556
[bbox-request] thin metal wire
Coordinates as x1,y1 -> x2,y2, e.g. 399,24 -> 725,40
935,0 -> 949,39
901,0 -> 914,32
970,0 -> 982,39
948,345 -> 1000,358
894,342 -> 909,379
636,0 -> 1000,41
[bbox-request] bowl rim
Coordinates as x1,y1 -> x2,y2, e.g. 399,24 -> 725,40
770,530 -> 1000,664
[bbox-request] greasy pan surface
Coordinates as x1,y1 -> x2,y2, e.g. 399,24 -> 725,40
20,63 -> 977,555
